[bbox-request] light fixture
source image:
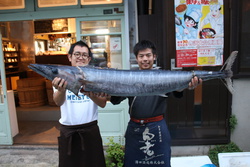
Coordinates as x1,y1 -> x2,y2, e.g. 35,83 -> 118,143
95,29 -> 109,34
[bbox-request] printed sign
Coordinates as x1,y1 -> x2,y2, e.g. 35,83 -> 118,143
175,0 -> 224,67
110,37 -> 121,51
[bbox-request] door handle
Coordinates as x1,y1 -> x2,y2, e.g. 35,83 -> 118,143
171,58 -> 182,71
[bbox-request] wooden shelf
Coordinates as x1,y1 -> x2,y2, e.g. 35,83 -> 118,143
6,71 -> 20,75
3,42 -> 20,77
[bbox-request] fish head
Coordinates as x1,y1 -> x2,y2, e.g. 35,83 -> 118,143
28,64 -> 62,80
28,64 -> 84,96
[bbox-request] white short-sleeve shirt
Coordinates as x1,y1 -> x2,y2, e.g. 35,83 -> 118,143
54,88 -> 98,125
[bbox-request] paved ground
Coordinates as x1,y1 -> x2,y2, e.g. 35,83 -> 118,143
0,145 -> 58,167
0,145 -> 217,167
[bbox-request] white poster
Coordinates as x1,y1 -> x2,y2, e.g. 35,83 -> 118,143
110,37 -> 121,51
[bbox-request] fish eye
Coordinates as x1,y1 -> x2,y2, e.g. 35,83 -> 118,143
51,68 -> 58,74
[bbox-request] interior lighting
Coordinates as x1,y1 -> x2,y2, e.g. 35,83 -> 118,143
95,29 -> 109,34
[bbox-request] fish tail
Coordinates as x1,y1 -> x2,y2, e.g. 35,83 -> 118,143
220,51 -> 238,94
221,78 -> 234,94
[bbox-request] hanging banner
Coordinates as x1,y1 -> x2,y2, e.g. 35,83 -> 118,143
175,0 -> 224,67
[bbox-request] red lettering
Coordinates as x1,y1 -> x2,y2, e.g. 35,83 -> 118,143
201,0 -> 210,5
185,0 -> 210,5
186,0 -> 192,5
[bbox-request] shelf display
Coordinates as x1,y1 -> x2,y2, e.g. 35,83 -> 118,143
79,19 -> 122,68
2,42 -> 20,76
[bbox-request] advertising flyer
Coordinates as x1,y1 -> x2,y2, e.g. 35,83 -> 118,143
175,0 -> 224,67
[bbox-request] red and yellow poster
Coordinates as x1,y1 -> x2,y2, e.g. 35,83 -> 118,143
175,0 -> 224,67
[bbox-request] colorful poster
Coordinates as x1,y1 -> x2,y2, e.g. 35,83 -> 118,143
175,0 -> 224,67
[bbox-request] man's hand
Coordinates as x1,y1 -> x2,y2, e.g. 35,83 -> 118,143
52,77 -> 67,92
188,76 -> 202,90
52,77 -> 68,106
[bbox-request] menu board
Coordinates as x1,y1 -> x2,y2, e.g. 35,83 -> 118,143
34,20 -> 52,33
34,19 -> 68,34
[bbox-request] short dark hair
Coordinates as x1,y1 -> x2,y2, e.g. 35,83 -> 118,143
133,40 -> 157,57
68,40 -> 92,58
184,13 -> 199,29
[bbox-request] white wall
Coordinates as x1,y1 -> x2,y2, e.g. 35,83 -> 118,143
231,78 -> 250,151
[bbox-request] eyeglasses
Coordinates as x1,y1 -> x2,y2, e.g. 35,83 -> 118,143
73,52 -> 90,59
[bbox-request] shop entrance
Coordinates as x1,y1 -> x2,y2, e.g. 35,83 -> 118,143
1,15 -> 129,145
1,19 -> 75,145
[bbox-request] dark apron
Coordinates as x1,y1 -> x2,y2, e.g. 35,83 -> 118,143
58,121 -> 106,167
124,119 -> 171,167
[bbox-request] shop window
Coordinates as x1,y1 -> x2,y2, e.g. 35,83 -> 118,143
37,0 -> 77,8
80,20 -> 121,34
0,0 -> 24,10
82,35 -> 122,69
81,0 -> 122,5
79,19 -> 122,69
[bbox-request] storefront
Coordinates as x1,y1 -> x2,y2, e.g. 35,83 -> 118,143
0,0 -> 131,145
1,0 -> 250,152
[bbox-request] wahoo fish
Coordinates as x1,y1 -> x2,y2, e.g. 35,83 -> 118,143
28,51 -> 238,96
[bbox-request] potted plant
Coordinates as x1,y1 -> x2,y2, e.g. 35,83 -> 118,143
105,137 -> 125,167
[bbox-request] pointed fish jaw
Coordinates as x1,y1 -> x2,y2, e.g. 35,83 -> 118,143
28,64 -> 84,96
28,64 -> 58,81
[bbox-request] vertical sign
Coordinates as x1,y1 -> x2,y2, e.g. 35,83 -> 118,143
175,0 -> 224,67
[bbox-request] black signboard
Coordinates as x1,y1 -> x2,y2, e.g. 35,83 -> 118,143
34,20 -> 53,33
34,19 -> 68,33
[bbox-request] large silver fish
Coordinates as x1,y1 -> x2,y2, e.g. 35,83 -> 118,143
28,51 -> 238,96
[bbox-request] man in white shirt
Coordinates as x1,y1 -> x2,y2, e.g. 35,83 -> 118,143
52,41 -> 107,167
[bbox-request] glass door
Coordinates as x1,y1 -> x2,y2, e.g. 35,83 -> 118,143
76,16 -> 127,69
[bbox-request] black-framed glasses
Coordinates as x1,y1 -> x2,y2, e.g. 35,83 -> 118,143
73,52 -> 89,59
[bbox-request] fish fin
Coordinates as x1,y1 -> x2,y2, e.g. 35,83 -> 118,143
220,51 -> 238,94
159,94 -> 168,97
76,66 -> 94,84
72,90 -> 80,97
76,73 -> 93,86
220,51 -> 238,74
